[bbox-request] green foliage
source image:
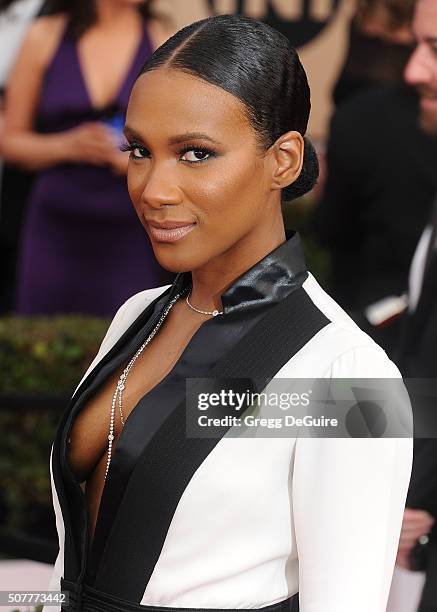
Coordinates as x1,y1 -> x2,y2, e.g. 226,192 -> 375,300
0,316 -> 109,394
0,401 -> 63,530
282,194 -> 331,287
0,316 -> 109,533
0,237 -> 329,539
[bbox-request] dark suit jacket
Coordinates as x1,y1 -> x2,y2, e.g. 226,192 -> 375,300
313,85 -> 437,313
396,223 -> 437,612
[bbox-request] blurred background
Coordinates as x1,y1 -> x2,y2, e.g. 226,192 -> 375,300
1,1 -> 436,611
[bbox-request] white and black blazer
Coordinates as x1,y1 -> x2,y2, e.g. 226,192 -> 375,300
43,233 -> 413,612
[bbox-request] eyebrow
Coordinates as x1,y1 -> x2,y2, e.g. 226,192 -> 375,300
425,37 -> 437,45
168,132 -> 223,145
123,127 -> 223,146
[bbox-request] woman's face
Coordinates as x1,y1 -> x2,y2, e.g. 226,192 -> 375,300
124,68 -> 282,273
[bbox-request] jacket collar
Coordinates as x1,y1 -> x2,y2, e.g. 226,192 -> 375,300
170,229 -> 307,316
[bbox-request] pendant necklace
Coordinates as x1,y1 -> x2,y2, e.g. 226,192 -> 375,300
104,287 -> 188,481
105,284 -> 224,482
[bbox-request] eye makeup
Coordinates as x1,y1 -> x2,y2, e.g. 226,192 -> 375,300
119,141 -> 217,164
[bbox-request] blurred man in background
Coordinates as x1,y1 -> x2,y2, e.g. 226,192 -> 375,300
395,1 -> 437,611
313,0 -> 437,357
314,1 -> 437,606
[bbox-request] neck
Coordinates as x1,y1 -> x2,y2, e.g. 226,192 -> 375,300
94,0 -> 141,27
188,215 -> 286,314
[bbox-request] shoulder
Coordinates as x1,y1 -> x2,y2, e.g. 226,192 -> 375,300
102,284 -> 171,342
278,273 -> 401,379
120,284 -> 172,312
71,284 -> 172,396
112,283 -> 171,322
19,13 -> 68,69
27,13 -> 68,35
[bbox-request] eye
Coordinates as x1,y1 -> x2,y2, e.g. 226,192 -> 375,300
119,142 -> 149,160
179,146 -> 214,164
131,146 -> 148,160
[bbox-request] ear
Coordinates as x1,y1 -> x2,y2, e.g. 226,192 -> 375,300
268,131 -> 304,192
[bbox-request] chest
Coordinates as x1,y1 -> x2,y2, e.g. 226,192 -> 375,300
66,305 -> 204,484
65,307 -> 206,546
76,27 -> 143,110
38,21 -> 147,123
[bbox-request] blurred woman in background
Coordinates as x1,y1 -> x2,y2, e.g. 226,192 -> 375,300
1,0 -> 175,317
0,0 -> 43,314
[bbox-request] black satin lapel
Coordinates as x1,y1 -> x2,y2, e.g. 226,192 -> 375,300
55,278 -> 183,583
84,376 -> 187,584
93,281 -> 330,599
221,232 -> 307,315
85,312 -> 254,585
52,417 -> 80,581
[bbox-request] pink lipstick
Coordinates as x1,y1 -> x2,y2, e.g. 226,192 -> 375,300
147,220 -> 197,243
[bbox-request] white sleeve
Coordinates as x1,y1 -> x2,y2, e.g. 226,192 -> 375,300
292,345 -> 413,612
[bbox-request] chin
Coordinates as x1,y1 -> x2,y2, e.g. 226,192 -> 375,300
419,109 -> 437,136
148,243 -> 198,275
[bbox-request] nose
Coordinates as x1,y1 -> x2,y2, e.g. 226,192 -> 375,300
405,44 -> 432,87
139,161 -> 183,210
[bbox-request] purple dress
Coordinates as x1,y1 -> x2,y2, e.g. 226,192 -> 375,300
15,19 -> 173,317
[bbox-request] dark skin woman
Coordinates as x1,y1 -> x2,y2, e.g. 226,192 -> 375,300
68,54 -> 306,549
51,15 -> 412,612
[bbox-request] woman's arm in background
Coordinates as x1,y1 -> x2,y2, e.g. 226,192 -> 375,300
1,15 -> 116,172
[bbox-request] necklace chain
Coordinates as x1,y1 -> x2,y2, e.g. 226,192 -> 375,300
105,284 -> 224,482
104,287 -> 189,482
186,290 -> 224,317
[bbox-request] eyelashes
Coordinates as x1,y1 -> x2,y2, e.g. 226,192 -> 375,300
119,142 -> 146,159
119,141 -> 216,164
179,144 -> 215,163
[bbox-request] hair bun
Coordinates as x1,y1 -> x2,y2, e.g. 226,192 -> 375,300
283,137 -> 319,202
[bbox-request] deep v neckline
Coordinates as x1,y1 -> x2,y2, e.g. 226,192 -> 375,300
85,304 -> 224,577
71,20 -> 148,113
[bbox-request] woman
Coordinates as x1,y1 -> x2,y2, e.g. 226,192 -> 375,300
0,0 -> 43,314
44,15 -> 413,612
1,0 -> 174,317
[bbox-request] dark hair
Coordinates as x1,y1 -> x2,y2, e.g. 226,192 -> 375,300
38,0 -> 157,39
357,0 -> 415,31
139,14 -> 319,202
0,0 -> 17,11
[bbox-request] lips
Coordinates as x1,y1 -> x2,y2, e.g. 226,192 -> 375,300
146,219 -> 197,243
417,87 -> 437,102
421,95 -> 437,103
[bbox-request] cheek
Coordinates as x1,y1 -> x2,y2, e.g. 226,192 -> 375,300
194,153 -> 266,219
126,166 -> 144,211
125,152 -> 267,230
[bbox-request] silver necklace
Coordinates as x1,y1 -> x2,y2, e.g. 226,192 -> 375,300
186,290 -> 224,317
104,288 -> 188,482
